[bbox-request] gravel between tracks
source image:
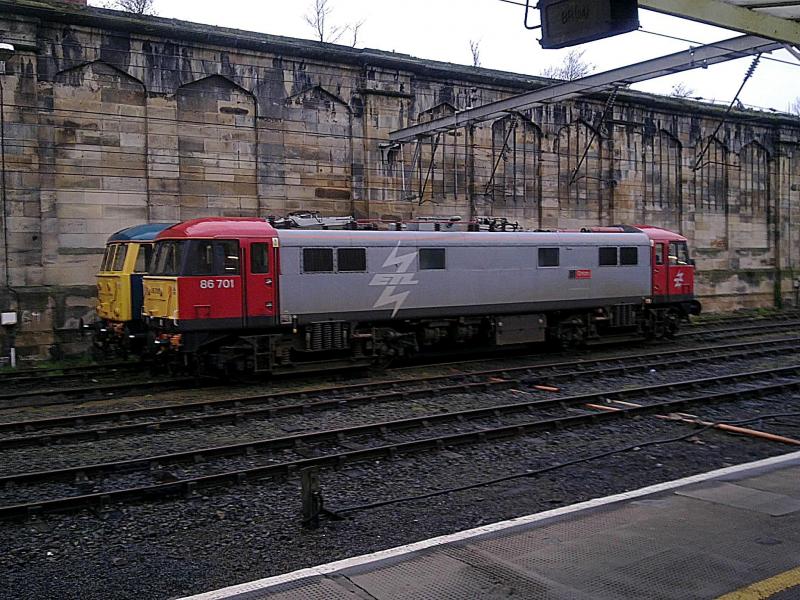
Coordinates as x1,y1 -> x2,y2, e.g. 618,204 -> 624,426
1,333 -> 799,599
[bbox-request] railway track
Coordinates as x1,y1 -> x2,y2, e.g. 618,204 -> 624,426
0,376 -> 205,410
0,361 -> 136,384
0,316 -> 796,409
0,349 -> 798,519
1,335 -> 797,448
680,319 -> 800,337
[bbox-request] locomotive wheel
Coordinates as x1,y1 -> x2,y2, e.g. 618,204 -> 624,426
664,312 -> 679,339
372,355 -> 394,370
556,322 -> 586,350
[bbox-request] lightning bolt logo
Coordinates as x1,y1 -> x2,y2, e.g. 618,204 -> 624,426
370,242 -> 418,318
373,286 -> 412,318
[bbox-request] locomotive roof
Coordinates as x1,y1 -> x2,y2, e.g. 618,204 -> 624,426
635,225 -> 688,242
108,223 -> 176,242
151,218 -> 685,245
157,217 -> 278,239
276,229 -> 652,247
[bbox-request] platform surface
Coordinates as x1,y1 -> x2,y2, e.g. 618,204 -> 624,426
183,451 -> 800,600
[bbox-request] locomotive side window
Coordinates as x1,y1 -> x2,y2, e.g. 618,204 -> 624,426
251,243 -> 269,274
338,248 -> 366,272
420,248 -> 446,270
219,240 -> 240,274
620,247 -> 638,266
111,243 -> 128,272
303,248 -> 334,273
599,247 -> 618,266
185,240 -> 240,275
538,247 -> 559,267
134,244 -> 152,273
669,242 -> 691,266
187,240 -> 215,275
655,243 -> 665,265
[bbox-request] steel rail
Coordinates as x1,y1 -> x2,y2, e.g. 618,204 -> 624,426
1,371 -> 799,520
0,337 -> 797,450
2,363 -> 798,489
0,361 -> 136,383
0,317 -> 792,408
1,336 -> 797,441
0,376 -> 200,408
678,319 -> 800,336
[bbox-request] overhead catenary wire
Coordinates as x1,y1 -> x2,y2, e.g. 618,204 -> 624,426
693,53 -> 762,171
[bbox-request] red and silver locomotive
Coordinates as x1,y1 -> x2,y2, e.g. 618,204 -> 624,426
142,218 -> 700,374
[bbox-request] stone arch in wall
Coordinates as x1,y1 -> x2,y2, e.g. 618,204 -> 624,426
693,137 -> 729,213
640,129 -> 682,230
176,75 -> 258,220
49,60 -> 147,286
692,137 -> 730,250
735,141 -> 772,249
739,141 -> 771,216
555,120 -> 603,223
489,114 -> 541,222
282,86 -> 353,215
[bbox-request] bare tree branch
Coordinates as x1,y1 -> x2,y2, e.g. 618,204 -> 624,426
790,97 -> 800,115
540,49 -> 594,81
469,39 -> 481,68
304,0 -> 361,45
349,19 -> 366,48
670,82 -> 695,99
103,0 -> 156,15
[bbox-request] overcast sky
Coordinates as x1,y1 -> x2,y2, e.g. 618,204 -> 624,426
94,0 -> 800,113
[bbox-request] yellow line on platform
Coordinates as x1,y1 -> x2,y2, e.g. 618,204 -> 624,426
717,565 -> 800,599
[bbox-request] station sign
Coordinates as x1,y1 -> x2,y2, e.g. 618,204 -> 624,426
539,0 -> 639,49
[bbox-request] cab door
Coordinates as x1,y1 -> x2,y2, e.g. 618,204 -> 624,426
651,242 -> 668,299
244,238 -> 277,327
668,241 -> 694,299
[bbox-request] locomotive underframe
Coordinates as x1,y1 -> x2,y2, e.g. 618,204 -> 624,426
149,300 -> 692,375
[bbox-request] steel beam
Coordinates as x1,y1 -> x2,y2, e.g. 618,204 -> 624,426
390,35 -> 780,142
640,0 -> 800,45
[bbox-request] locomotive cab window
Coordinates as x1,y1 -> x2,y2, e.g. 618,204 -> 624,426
219,240 -> 240,274
303,248 -> 334,273
101,245 -> 116,272
151,241 -> 186,276
134,244 -> 152,273
251,243 -> 269,274
111,244 -> 128,272
338,248 -> 367,272
185,240 -> 240,275
669,242 -> 691,266
620,247 -> 638,266
419,248 -> 446,270
538,247 -> 559,267
187,240 -> 214,275
599,247 -> 618,266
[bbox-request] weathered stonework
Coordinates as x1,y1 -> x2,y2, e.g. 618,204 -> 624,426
0,0 -> 799,358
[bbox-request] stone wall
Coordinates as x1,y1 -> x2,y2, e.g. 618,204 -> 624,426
0,0 -> 799,357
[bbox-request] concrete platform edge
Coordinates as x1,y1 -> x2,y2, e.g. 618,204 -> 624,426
178,450 -> 800,600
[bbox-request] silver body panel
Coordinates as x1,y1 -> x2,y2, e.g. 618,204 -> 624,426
276,231 -> 652,323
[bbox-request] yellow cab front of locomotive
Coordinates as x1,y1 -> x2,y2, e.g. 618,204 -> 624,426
96,242 -> 134,324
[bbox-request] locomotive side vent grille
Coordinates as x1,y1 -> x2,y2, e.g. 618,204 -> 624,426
308,321 -> 349,351
611,304 -> 636,327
